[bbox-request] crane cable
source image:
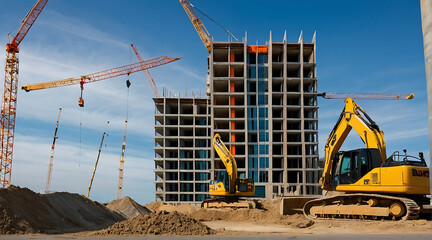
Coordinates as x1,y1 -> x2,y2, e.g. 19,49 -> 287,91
189,3 -> 238,41
79,108 -> 83,167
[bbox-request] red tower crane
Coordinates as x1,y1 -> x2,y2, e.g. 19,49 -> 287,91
1,0 -> 48,187
131,44 -> 161,98
21,55 -> 181,106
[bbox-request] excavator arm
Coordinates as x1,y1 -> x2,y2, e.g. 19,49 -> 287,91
320,98 -> 386,191
213,133 -> 237,194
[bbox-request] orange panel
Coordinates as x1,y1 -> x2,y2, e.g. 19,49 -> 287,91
231,109 -> 235,118
231,121 -> 235,129
230,52 -> 235,77
247,45 -> 268,53
230,96 -> 235,106
230,81 -> 235,92
230,132 -> 236,155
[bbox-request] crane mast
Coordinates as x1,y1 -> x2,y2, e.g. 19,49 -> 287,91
117,120 -> 127,199
45,108 -> 62,193
130,44 -> 160,98
87,121 -> 109,198
1,0 -> 48,188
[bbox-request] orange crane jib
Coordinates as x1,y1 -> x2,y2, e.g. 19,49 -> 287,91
21,56 -> 181,92
6,0 -> 48,53
131,44 -> 160,98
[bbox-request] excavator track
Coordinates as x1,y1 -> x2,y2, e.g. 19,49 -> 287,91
201,197 -> 257,209
303,194 -> 420,220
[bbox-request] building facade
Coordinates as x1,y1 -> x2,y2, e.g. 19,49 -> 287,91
154,97 -> 211,204
209,32 -> 321,198
154,32 -> 321,204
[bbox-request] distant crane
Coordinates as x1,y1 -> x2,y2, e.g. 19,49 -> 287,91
179,0 -> 237,53
117,120 -> 127,199
131,44 -> 160,98
21,56 -> 181,107
318,92 -> 414,100
87,121 -> 109,198
1,0 -> 48,188
45,108 -> 62,194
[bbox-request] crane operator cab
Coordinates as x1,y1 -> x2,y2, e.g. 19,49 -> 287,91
332,148 -> 429,194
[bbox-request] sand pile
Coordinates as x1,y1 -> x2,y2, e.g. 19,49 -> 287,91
145,200 -> 313,228
96,210 -> 214,236
0,185 -> 124,234
145,202 -> 199,215
106,196 -> 152,219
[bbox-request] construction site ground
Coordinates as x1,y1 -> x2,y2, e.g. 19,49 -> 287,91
0,186 -> 431,238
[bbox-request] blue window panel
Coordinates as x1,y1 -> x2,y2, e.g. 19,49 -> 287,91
248,120 -> 257,130
255,186 -> 265,197
258,54 -> 268,64
257,81 -> 267,93
248,66 -> 256,78
258,66 -> 268,78
259,108 -> 268,118
259,120 -> 268,130
258,94 -> 268,105
259,145 -> 269,155
249,170 -> 258,182
259,131 -> 269,142
247,108 -> 257,118
259,157 -> 269,168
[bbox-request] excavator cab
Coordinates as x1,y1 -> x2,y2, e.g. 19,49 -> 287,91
332,148 -> 382,188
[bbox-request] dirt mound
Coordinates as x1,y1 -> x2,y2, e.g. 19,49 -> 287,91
96,210 -> 214,236
45,192 -> 125,230
144,200 -> 312,228
0,185 -> 125,234
145,202 -> 199,215
106,196 -> 152,219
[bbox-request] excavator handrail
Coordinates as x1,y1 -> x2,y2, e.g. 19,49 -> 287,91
320,98 -> 387,191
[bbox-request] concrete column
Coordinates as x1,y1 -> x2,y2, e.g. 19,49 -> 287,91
420,0 -> 432,203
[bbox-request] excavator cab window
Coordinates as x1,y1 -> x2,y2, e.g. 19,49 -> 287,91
337,148 -> 382,185
339,153 -> 352,184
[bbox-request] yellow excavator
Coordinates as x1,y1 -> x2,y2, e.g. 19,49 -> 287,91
303,98 -> 430,220
201,133 -> 255,208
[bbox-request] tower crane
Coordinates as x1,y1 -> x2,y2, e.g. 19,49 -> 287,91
45,107 -> 61,194
1,0 -> 48,188
179,0 -> 238,53
21,55 -> 181,107
131,44 -> 160,98
318,92 -> 414,100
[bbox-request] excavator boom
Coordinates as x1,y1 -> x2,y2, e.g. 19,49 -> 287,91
213,134 -> 237,194
320,98 -> 386,191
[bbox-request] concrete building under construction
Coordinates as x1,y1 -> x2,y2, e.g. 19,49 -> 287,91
154,32 -> 321,204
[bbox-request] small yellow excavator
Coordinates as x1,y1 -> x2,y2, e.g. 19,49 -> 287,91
201,133 -> 255,208
303,98 -> 430,220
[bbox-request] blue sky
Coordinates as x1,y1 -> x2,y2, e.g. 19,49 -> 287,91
0,0 -> 428,204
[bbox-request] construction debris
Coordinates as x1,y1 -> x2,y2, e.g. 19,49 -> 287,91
106,196 -> 152,219
95,210 -> 214,236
